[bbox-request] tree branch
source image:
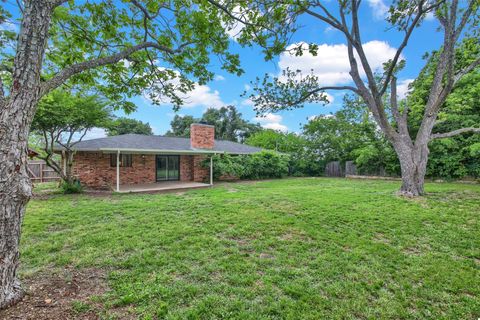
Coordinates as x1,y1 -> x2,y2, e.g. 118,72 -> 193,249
0,65 -> 13,74
430,127 -> 480,140
454,0 -> 476,41
40,41 -> 191,97
0,76 -> 4,101
204,0 -> 256,27
289,85 -> 359,106
379,1 -> 426,96
453,57 -> 480,85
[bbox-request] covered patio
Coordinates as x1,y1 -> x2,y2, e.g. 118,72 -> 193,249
118,181 -> 210,193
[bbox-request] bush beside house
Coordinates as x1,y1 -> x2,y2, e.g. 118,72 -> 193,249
205,151 -> 290,181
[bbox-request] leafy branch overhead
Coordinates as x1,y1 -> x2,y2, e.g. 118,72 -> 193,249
247,68 -> 353,115
1,0 -> 245,112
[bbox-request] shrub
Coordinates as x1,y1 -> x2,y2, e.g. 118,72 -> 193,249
240,151 -> 289,179
209,153 -> 244,180
204,151 -> 289,181
59,180 -> 83,194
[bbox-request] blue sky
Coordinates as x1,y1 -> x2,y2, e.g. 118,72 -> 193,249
112,0 -> 443,137
1,0 -> 444,138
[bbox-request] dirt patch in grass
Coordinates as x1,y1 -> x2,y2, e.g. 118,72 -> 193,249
0,267 -> 130,320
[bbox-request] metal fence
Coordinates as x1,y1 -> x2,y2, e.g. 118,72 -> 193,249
27,160 -> 60,183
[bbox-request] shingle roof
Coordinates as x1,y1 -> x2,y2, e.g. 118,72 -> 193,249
61,134 -> 262,154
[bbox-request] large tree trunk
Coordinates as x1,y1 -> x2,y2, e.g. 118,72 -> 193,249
394,141 -> 429,197
0,0 -> 52,309
0,99 -> 34,309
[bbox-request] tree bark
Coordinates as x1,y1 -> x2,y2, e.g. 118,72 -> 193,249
394,141 -> 429,197
0,0 -> 52,309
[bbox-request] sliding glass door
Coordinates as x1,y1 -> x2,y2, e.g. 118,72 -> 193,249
156,155 -> 180,181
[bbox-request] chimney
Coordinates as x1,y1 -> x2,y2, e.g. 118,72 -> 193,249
190,123 -> 215,149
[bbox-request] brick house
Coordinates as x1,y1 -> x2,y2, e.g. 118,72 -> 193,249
60,123 -> 261,191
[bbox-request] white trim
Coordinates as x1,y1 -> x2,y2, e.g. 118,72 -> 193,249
210,156 -> 213,186
62,150 -> 67,175
116,150 -> 120,192
100,148 -> 219,155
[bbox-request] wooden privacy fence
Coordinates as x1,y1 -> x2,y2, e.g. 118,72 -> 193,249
325,161 -> 344,177
27,160 -> 60,183
326,160 -> 390,178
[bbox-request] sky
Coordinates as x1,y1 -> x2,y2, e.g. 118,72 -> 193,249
2,0 -> 445,139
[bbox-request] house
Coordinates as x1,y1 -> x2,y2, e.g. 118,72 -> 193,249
62,123 -> 262,192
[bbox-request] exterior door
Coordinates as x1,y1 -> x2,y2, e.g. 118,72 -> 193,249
156,155 -> 179,181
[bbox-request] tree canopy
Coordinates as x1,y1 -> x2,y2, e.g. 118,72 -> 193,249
107,117 -> 153,136
166,105 -> 263,142
30,89 -> 113,184
220,0 -> 480,195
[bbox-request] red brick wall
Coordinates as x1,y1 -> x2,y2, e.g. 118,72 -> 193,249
73,152 -> 155,189
190,124 -> 215,149
180,155 -> 194,181
73,152 -> 211,189
193,155 -> 209,182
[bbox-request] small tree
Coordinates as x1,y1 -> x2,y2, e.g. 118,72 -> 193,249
31,90 -> 112,186
107,117 -> 153,136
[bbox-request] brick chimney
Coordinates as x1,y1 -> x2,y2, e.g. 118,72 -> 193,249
190,123 -> 215,149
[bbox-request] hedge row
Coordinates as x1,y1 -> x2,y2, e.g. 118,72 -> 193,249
204,151 -> 290,180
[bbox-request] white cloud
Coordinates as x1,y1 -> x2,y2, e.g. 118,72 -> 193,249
263,123 -> 288,132
214,75 -> 226,81
241,98 -> 254,107
143,68 -> 226,109
253,113 -> 288,132
254,113 -> 282,123
308,114 -> 335,121
278,40 -> 401,87
82,128 -> 107,140
244,84 -> 251,91
179,85 -> 225,108
397,78 -> 414,99
367,0 -> 389,20
223,6 -> 248,40
425,11 -> 435,21
324,26 -> 336,33
322,92 -> 335,103
0,21 -> 18,32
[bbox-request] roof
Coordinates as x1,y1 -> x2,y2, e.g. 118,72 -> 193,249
59,134 -> 262,155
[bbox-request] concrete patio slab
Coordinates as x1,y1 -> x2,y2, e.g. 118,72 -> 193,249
118,181 -> 210,193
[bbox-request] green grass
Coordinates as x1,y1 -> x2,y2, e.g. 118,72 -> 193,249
23,178 -> 480,319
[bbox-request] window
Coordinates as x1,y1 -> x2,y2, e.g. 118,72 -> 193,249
110,154 -> 132,167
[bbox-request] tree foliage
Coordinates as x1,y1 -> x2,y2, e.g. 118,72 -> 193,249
206,151 -> 290,180
218,0 -> 480,195
407,38 -> 480,178
107,117 -> 153,136
30,90 -> 112,186
166,105 -> 263,142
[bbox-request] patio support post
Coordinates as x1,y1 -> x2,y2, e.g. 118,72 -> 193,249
116,150 -> 120,192
62,150 -> 66,175
210,155 -> 213,186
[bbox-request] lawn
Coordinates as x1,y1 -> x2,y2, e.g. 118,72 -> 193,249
13,178 -> 480,319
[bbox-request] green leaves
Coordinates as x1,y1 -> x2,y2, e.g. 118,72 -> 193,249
32,89 -> 113,135
106,117 -> 153,136
16,0 -> 245,112
246,67 -> 330,114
